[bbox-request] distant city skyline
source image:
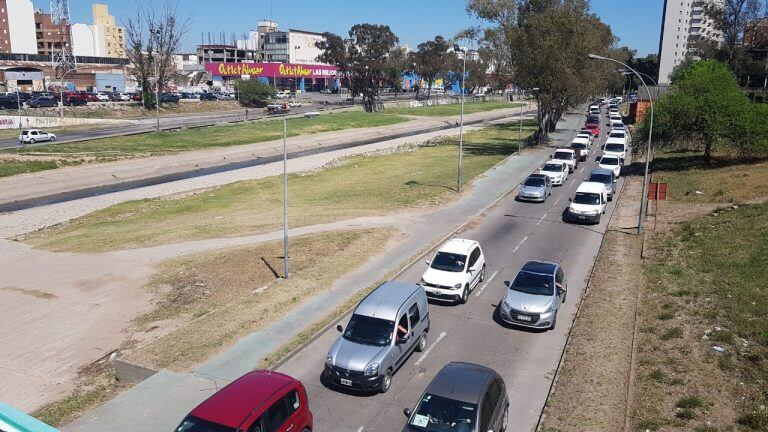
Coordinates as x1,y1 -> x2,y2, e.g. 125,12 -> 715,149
32,0 -> 664,56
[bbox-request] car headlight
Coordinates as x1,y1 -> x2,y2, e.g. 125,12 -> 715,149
326,354 -> 334,365
420,278 -> 426,285
364,363 -> 379,376
502,297 -> 511,310
555,175 -> 562,181
544,303 -> 555,314
453,283 -> 463,290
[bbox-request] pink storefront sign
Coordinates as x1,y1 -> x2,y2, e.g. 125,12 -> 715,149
204,62 -> 338,78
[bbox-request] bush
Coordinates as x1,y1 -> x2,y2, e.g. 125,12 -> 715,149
234,79 -> 276,108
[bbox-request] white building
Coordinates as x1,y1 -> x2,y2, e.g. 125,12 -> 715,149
5,0 -> 37,54
71,23 -> 105,57
288,29 -> 326,64
658,0 -> 722,84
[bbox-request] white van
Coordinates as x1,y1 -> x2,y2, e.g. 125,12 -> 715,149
589,105 -> 600,115
567,182 -> 608,224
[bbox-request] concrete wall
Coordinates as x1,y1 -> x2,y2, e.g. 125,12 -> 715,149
0,114 -> 138,130
7,0 -> 37,54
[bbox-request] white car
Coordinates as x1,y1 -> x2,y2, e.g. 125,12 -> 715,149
421,238 -> 486,304
19,129 -> 56,144
288,99 -> 302,107
119,93 -> 132,101
539,160 -> 569,185
603,141 -> 627,162
96,92 -> 110,102
607,129 -> 627,141
598,155 -> 622,178
570,137 -> 591,161
552,148 -> 578,173
274,91 -> 290,99
567,182 -> 608,224
575,132 -> 594,146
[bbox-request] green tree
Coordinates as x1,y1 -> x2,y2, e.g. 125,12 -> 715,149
316,24 -> 399,112
383,46 -> 409,100
636,60 -> 763,164
410,36 -> 454,99
234,79 -> 276,107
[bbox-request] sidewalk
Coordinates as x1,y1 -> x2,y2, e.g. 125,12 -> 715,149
0,106 -> 532,211
63,109 -> 584,432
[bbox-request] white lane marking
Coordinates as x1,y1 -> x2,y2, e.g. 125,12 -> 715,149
579,165 -> 585,173
415,331 -> 447,366
357,428 -> 364,432
475,270 -> 499,297
553,196 -> 562,205
512,235 -> 529,253
537,213 -> 548,226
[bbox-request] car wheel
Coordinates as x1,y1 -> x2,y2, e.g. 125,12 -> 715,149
460,286 -> 469,304
29,138 -> 35,144
479,265 -> 486,283
415,332 -> 427,352
549,312 -> 558,330
50,136 -> 56,142
380,369 -> 393,393
608,195 -> 613,202
562,287 -> 567,303
501,405 -> 509,432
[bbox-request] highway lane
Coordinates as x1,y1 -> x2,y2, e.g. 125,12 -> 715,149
277,114 -> 626,431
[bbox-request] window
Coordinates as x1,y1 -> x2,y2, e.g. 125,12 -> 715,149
284,389 -> 300,413
265,398 -> 290,432
488,380 -> 502,409
246,416 -> 265,432
408,303 -> 421,325
397,314 -> 409,339
480,392 -> 494,432
556,267 -> 565,287
468,247 -> 481,268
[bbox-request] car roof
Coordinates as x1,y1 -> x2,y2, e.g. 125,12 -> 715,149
572,136 -> 590,143
554,148 -> 574,153
438,238 -> 478,255
189,370 -> 296,428
577,181 -> 607,194
354,281 -> 422,321
520,260 -> 559,276
605,138 -> 626,145
590,168 -> 614,177
544,159 -> 567,166
425,362 -> 499,404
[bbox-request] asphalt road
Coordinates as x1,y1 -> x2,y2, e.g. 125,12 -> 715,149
0,104 -> 341,150
277,116 -> 625,432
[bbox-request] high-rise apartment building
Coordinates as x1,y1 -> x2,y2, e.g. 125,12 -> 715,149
92,3 -> 125,58
658,0 -> 722,84
0,0 -> 38,54
34,9 -> 72,56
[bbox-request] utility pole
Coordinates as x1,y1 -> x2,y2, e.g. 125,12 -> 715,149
454,44 -> 466,193
151,27 -> 162,132
16,87 -> 23,137
283,117 -> 289,278
518,100 -> 524,154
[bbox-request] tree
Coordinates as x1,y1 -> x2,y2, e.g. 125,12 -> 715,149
234,79 -> 276,107
316,24 -> 399,112
635,60 -> 764,163
410,36 -> 454,99
383,46 -> 409,100
124,0 -> 188,109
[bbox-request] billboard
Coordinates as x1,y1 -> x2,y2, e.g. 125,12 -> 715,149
205,62 -> 338,79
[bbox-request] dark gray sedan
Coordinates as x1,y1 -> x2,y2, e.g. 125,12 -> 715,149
517,174 -> 552,202
403,362 -> 508,432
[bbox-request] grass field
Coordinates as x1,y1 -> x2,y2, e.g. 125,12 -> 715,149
0,160 -> 59,178
647,151 -> 768,203
26,122 -> 532,253
384,101 -> 520,117
124,228 -> 396,371
8,111 -> 406,158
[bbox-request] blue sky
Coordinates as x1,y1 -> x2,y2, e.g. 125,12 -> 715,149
40,0 -> 664,57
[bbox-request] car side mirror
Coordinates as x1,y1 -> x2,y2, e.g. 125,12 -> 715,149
398,334 -> 410,344
468,266 -> 476,273
403,408 -> 412,417
568,197 -> 572,202
550,154 -> 553,158
425,260 -> 431,266
504,281 -> 511,287
336,324 -> 343,332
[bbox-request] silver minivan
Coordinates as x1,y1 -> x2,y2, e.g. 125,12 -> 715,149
324,281 -> 430,393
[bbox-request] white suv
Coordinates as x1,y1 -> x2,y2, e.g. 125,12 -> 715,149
552,148 -> 578,173
421,238 -> 486,304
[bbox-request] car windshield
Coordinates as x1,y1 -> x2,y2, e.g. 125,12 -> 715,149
343,314 -> 394,347
431,252 -> 467,272
609,133 -> 624,139
605,144 -> 624,152
542,163 -> 563,172
589,173 -> 612,184
571,143 -> 587,149
601,157 -> 620,166
409,393 -> 477,432
511,271 -> 554,296
175,416 -> 236,432
524,177 -> 546,187
573,192 -> 601,205
554,152 -> 572,160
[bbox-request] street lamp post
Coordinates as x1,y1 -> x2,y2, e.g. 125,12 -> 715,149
454,44 -> 466,193
588,53 -> 655,236
16,87 -> 22,137
283,117 -> 289,278
150,28 -> 162,132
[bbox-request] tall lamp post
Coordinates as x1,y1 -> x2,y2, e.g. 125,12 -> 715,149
282,117 -> 289,278
16,87 -> 23,138
454,44 -> 466,193
150,27 -> 162,132
588,53 -> 654,236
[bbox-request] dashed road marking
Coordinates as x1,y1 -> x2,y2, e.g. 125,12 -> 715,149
512,236 -> 529,253
537,213 -> 548,226
553,196 -> 562,205
415,331 -> 447,366
475,270 -> 499,297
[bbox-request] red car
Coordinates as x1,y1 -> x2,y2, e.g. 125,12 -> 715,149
584,123 -> 600,137
174,371 -> 313,432
78,91 -> 99,102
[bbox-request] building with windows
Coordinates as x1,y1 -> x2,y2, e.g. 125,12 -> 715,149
657,0 -> 722,84
34,9 -> 71,56
92,3 -> 125,58
0,0 -> 37,54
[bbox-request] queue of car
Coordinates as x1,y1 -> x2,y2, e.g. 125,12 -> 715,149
172,99 -> 631,432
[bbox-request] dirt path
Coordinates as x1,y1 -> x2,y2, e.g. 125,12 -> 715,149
539,176 -> 645,432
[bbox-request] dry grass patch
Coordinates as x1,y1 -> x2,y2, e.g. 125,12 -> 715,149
122,228 -> 398,371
